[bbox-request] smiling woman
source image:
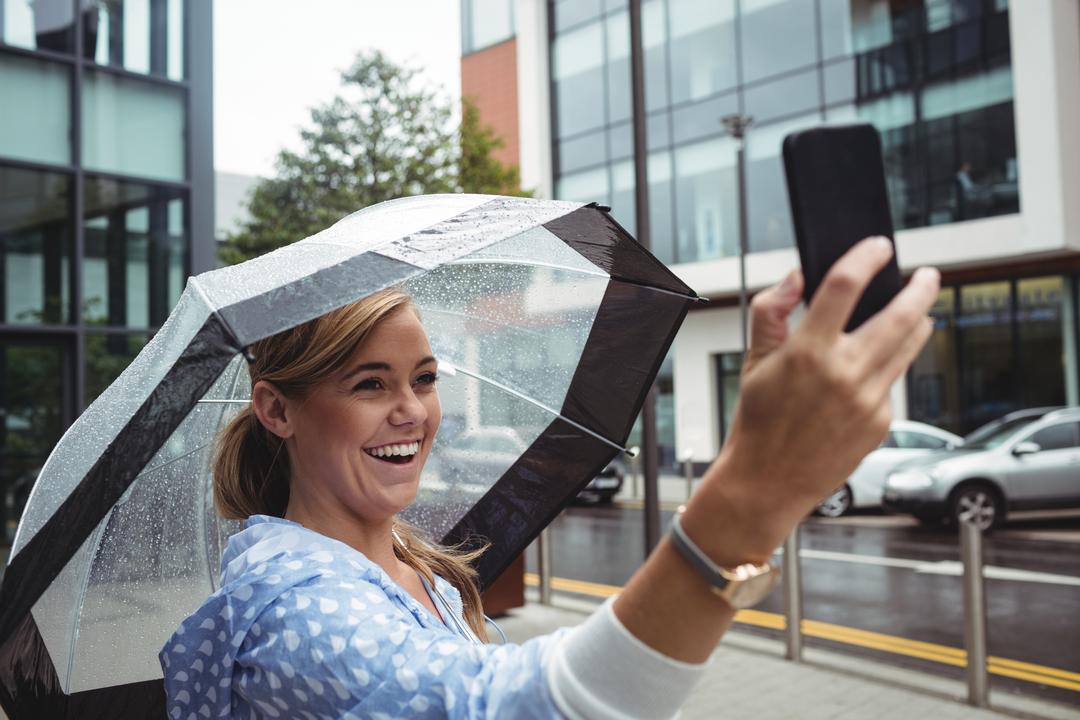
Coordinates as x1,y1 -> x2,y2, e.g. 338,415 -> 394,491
208,288 -> 489,639
160,234 -> 940,720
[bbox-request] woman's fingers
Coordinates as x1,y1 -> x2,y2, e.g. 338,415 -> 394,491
852,266 -> 941,377
745,270 -> 804,372
800,237 -> 896,341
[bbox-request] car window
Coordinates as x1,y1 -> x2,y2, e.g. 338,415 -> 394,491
965,417 -> 1040,450
1028,422 -> 1080,451
893,431 -> 948,450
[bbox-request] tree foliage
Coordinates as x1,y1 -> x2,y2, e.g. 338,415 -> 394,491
220,51 -> 529,265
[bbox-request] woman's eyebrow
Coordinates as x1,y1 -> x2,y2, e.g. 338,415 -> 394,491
346,355 -> 437,377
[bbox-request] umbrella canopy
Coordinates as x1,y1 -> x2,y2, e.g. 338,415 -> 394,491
0,194 -> 697,718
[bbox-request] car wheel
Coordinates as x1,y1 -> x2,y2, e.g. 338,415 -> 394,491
951,484 -> 1001,531
816,485 -> 852,518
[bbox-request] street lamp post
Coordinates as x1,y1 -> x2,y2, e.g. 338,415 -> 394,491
629,0 -> 662,554
721,114 -> 753,353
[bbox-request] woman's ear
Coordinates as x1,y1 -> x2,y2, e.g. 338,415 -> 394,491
251,380 -> 294,439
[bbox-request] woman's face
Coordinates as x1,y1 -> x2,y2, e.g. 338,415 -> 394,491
282,307 -> 442,523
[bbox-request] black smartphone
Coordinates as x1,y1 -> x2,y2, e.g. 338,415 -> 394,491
782,123 -> 902,331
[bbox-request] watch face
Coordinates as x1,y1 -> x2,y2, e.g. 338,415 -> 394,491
726,567 -> 781,608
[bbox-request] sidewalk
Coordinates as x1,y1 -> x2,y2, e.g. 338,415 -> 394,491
498,594 -> 1079,720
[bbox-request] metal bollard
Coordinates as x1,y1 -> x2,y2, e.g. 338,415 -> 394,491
961,520 -> 989,707
682,452 -> 694,500
538,527 -> 553,605
783,527 -> 803,661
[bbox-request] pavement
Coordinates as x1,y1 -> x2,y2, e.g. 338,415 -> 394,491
499,592 -> 1080,720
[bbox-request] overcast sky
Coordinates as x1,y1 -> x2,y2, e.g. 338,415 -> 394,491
213,0 -> 461,178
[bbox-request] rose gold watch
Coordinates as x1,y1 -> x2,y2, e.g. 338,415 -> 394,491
669,510 -> 781,609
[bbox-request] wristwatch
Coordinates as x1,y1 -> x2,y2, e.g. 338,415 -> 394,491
668,510 -> 781,609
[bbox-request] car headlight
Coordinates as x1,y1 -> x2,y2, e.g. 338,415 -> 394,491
887,471 -> 935,490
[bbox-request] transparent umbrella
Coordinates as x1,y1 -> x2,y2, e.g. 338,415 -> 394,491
0,194 -> 698,718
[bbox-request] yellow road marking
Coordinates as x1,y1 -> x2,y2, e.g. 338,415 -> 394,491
613,499 -> 684,512
523,573 -> 1079,692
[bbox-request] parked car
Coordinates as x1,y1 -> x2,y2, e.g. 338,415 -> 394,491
574,456 -> 625,505
816,420 -> 963,517
438,426 -> 624,504
882,407 -> 1080,531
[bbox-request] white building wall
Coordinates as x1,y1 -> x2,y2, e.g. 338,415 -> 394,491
514,0 -> 553,199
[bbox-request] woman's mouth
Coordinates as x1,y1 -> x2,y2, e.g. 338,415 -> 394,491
363,440 -> 421,465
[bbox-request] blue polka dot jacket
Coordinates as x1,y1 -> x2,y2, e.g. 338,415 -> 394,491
159,515 -> 567,719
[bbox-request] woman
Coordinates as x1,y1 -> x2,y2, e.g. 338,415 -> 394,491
161,237 -> 939,718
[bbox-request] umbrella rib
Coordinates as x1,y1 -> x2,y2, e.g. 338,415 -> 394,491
444,363 -> 631,455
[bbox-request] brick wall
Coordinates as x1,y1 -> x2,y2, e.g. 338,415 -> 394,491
461,38 -> 520,168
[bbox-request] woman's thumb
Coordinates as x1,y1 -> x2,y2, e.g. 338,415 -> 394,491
746,270 -> 804,365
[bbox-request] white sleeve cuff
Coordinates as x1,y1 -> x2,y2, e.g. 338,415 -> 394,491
545,596 -> 709,720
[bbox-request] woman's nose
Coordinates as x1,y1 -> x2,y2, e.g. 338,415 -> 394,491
389,388 -> 427,425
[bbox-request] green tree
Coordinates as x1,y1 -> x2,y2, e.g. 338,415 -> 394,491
220,51 -> 529,265
458,96 -> 530,197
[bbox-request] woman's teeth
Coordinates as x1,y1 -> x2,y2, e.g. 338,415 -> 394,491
364,441 -> 420,459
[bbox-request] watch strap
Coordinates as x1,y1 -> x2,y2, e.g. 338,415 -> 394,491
668,512 -> 734,591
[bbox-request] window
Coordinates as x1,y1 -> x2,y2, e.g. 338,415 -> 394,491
0,54 -> 71,166
745,114 -> 821,254
462,0 -> 514,53
668,0 -> 737,103
1017,277 -> 1065,409
893,431 -> 949,450
82,177 -> 187,328
1,166 -> 72,325
82,70 -> 186,182
88,0 -> 185,79
739,0 -> 817,84
553,21 -> 605,137
1028,423 -> 1080,452
1,0 -> 74,53
553,0 -> 603,32
743,68 -> 820,125
673,137 -> 737,263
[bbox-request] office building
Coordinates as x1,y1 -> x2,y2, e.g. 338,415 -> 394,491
462,0 -> 1080,468
0,0 -> 214,541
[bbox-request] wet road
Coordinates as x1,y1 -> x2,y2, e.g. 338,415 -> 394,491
525,504 -> 1080,707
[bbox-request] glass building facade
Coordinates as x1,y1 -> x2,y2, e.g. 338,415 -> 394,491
0,0 -> 213,545
550,0 -> 1017,266
549,0 -> 1027,453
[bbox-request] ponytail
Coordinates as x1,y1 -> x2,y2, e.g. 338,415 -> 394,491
213,405 -> 290,519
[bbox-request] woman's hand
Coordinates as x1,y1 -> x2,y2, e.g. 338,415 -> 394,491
683,237 -> 940,566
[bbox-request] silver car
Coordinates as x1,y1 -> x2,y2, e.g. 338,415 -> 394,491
882,407 -> 1080,530
816,420 -> 963,517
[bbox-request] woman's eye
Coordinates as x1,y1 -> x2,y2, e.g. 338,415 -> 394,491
353,378 -> 383,391
416,372 -> 439,386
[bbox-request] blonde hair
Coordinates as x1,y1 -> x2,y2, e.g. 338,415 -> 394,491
213,288 -> 488,639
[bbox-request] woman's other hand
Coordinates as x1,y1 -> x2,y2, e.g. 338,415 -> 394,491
683,237 -> 940,567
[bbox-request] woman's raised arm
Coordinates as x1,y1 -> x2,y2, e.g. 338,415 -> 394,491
545,238 -> 940,718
